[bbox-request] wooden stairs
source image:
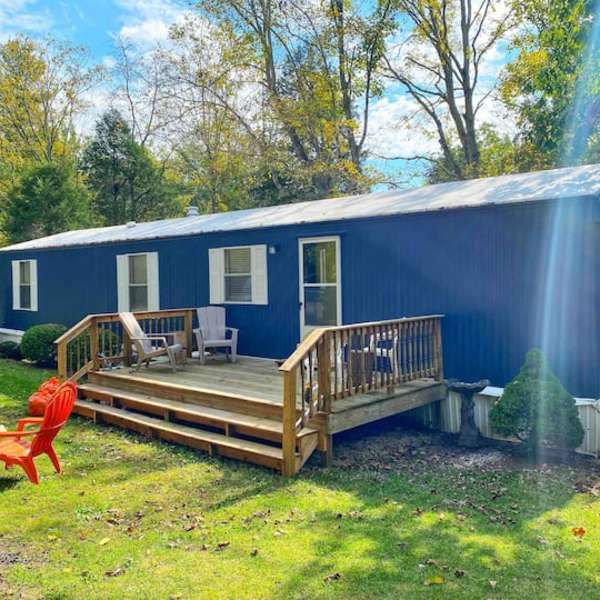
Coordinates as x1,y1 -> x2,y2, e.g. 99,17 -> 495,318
73,371 -> 320,474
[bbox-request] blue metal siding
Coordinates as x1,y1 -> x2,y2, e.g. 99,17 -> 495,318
0,197 -> 598,397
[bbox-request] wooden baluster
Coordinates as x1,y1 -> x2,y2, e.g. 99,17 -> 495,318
418,320 -> 423,378
433,318 -> 444,381
90,318 -> 99,370
308,349 -> 314,417
333,330 -> 339,400
360,327 -> 366,393
420,320 -> 425,378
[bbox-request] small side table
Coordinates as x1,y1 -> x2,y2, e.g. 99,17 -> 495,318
171,331 -> 188,366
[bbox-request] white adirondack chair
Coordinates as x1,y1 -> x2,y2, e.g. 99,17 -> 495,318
194,307 -> 238,364
119,312 -> 182,373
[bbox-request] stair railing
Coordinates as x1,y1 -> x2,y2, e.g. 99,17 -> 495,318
278,315 -> 444,476
55,309 -> 195,382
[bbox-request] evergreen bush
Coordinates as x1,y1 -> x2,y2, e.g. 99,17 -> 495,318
21,324 -> 67,367
489,349 -> 584,451
0,341 -> 22,360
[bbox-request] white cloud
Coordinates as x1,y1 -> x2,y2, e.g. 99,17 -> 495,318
0,0 -> 54,40
114,0 -> 189,48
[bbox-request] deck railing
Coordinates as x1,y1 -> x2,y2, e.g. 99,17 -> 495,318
55,309 -> 194,381
278,315 -> 444,475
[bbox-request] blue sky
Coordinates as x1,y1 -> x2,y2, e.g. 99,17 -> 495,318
0,0 -> 513,187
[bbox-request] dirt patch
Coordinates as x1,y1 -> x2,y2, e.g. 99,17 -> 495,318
327,423 -> 600,480
0,538 -> 44,600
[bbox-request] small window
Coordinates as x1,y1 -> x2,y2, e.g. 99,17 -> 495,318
129,254 -> 148,311
116,252 -> 159,312
224,247 -> 252,302
209,245 -> 268,305
12,259 -> 37,311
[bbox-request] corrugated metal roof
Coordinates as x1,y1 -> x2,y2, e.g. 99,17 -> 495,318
3,163 -> 599,252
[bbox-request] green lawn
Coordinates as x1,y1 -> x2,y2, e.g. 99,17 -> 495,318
0,359 -> 599,599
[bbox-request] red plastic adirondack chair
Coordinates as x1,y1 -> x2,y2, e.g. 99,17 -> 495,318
0,381 -> 77,485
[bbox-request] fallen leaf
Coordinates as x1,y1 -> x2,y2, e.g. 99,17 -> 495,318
324,572 -> 341,583
105,567 -> 123,577
489,580 -> 497,589
424,576 -> 445,586
215,541 -> 230,551
571,527 -> 586,538
454,569 -> 465,578
250,548 -> 258,556
98,537 -> 110,546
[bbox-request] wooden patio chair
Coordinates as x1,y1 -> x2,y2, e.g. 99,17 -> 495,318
0,381 -> 77,485
194,307 -> 239,364
119,312 -> 182,373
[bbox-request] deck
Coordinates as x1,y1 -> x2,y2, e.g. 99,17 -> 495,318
58,310 -> 446,475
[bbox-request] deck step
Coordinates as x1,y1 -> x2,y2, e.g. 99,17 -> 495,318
74,399 -> 284,471
78,383 -> 317,442
87,371 -> 287,420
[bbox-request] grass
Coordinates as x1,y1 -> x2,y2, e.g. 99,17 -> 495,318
0,359 -> 599,599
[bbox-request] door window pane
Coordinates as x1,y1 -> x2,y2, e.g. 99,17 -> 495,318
130,285 -> 148,311
303,242 -> 337,284
304,286 -> 337,326
129,254 -> 148,284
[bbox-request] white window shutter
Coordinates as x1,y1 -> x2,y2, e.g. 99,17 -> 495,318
251,245 -> 268,305
147,252 -> 160,311
209,248 -> 225,304
29,260 -> 38,312
116,254 -> 130,312
11,261 -> 20,310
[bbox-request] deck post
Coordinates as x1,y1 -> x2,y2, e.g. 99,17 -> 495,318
56,343 -> 67,381
184,310 -> 194,358
282,368 -> 297,477
90,318 -> 99,370
318,331 -> 332,413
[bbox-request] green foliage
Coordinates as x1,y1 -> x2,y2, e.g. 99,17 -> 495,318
500,0 -> 599,167
3,161 -> 93,243
20,323 -> 67,367
0,341 -> 21,360
1,360 -> 600,599
81,109 -> 184,225
490,349 -> 584,451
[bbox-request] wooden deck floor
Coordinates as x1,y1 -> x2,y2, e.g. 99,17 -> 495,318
120,355 -> 284,404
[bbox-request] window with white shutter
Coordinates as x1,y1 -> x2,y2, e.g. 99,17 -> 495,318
12,259 -> 38,311
116,252 -> 159,312
209,245 -> 268,305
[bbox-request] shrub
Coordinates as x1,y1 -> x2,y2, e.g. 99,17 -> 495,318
489,349 -> 584,451
21,324 -> 67,367
0,341 -> 22,360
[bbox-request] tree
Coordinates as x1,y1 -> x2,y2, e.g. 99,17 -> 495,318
383,0 -> 515,180
489,349 -> 584,452
81,109 -> 183,225
500,0 -> 599,168
0,37 -> 102,187
177,1 -> 391,200
4,161 -> 93,243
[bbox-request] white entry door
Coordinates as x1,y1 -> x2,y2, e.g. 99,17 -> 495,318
299,236 -> 341,338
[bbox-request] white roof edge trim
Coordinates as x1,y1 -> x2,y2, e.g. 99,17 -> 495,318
2,164 -> 599,252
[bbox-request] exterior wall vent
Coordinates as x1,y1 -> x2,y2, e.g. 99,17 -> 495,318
186,205 -> 200,217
